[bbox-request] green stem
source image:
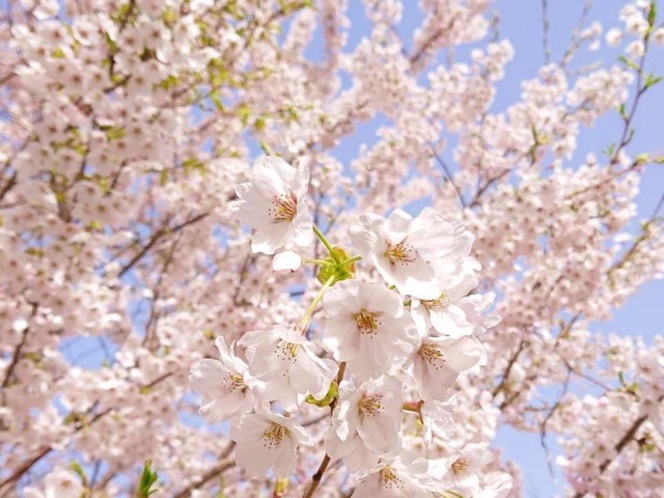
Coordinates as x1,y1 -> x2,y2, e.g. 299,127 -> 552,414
313,225 -> 339,263
296,274 -> 337,335
339,255 -> 362,266
302,258 -> 332,266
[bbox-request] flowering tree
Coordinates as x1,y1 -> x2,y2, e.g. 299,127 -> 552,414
1,0 -> 663,497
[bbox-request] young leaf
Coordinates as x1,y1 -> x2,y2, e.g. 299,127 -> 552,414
137,460 -> 159,497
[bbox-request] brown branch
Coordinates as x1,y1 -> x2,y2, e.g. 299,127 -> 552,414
1,328 -> 28,390
491,340 -> 526,399
539,368 -> 571,478
428,144 -> 466,208
0,173 -> 17,203
0,446 -> 51,493
117,212 -> 209,278
469,170 -> 510,208
301,362 -> 346,498
571,410 -> 654,498
2,303 -> 38,390
0,369 -> 177,491
171,443 -> 236,498
302,455 -> 332,498
541,0 -> 551,64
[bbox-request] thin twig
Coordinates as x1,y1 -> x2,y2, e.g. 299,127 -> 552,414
570,407 -> 656,498
541,0 -> 551,64
171,443 -> 237,498
302,362 -> 347,498
428,144 -> 466,208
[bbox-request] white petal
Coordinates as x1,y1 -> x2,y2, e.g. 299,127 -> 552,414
272,250 -> 302,272
235,440 -> 277,477
272,437 -> 298,478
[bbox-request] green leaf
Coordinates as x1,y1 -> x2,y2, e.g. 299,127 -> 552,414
635,153 -> 650,165
617,103 -> 628,121
618,55 -> 639,71
181,158 -> 207,175
603,142 -> 616,158
159,169 -> 169,186
103,125 -> 125,141
644,73 -> 663,89
305,381 -> 339,407
137,460 -> 159,497
259,141 -> 274,155
627,127 -> 636,144
209,91 -> 225,111
68,461 -> 88,486
648,1 -> 657,26
237,104 -> 251,126
159,75 -> 179,90
254,116 -> 266,131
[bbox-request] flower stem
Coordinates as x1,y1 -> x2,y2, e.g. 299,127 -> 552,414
302,258 -> 332,266
296,274 -> 337,335
339,255 -> 362,266
402,400 -> 423,414
313,226 -> 339,263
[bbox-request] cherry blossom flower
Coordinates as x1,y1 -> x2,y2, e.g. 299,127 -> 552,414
233,156 -> 313,254
239,325 -> 337,410
407,335 -> 487,400
352,452 -> 438,497
428,443 -> 494,492
23,468 -> 84,498
189,336 -> 256,423
322,280 -> 417,380
350,208 -> 468,299
410,272 -> 478,338
229,407 -> 313,478
419,398 -> 457,446
326,376 -> 402,471
456,292 -> 501,335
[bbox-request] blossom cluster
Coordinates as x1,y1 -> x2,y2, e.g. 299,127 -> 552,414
189,156 -> 506,496
1,0 -> 663,496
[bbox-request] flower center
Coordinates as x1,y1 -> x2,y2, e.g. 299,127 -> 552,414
269,191 -> 297,222
358,393 -> 383,417
451,457 -> 470,475
380,466 -> 404,489
263,423 -> 288,449
422,292 -> 449,309
275,341 -> 300,361
384,240 -> 416,266
418,342 -> 446,369
221,373 -> 246,393
354,309 -> 379,336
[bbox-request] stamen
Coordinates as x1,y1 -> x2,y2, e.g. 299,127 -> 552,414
269,191 -> 298,222
384,240 -> 417,266
451,457 -> 470,475
354,309 -> 379,336
263,423 -> 288,449
275,341 -> 300,363
422,292 -> 449,309
221,373 -> 246,393
380,466 -> 404,489
418,342 -> 446,369
358,393 -> 383,417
